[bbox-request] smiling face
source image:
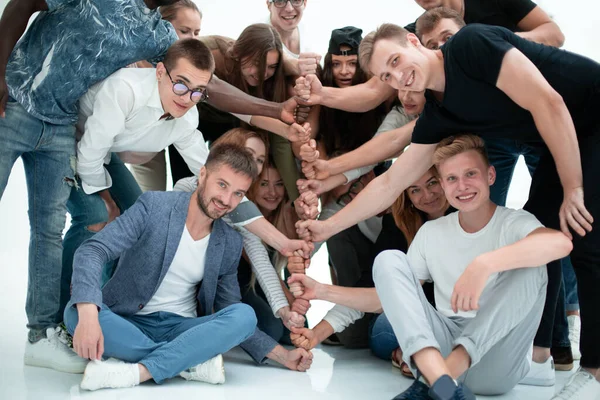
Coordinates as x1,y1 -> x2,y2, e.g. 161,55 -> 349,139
254,166 -> 286,213
437,150 -> 496,213
331,47 -> 358,88
421,17 -> 461,50
244,136 -> 267,174
240,49 -> 280,87
196,164 -> 252,220
398,89 -> 426,116
267,0 -> 306,33
170,7 -> 202,39
406,169 -> 447,218
156,58 -> 211,118
369,35 -> 432,92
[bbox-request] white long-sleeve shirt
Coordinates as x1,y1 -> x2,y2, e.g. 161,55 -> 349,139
76,68 -> 209,194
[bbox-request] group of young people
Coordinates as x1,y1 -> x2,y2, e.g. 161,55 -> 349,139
0,0 -> 598,399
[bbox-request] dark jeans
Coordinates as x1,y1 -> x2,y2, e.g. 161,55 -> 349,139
485,137 -> 540,207
327,224 -> 377,348
525,133 -> 600,368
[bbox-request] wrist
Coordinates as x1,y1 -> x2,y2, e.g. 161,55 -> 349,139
276,306 -> 290,319
314,282 -> 327,300
77,303 -> 99,320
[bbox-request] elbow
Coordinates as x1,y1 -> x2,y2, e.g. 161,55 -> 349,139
549,24 -> 566,48
554,232 -> 573,258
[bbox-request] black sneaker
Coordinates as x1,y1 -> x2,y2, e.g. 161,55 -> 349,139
392,380 -> 433,400
551,346 -> 574,371
429,375 -> 476,400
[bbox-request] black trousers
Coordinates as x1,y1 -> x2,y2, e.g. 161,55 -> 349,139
527,133 -> 600,368
327,224 -> 376,348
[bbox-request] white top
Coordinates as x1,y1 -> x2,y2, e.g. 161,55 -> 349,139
139,226 -> 210,318
76,68 -> 209,194
265,16 -> 307,59
408,206 -> 544,318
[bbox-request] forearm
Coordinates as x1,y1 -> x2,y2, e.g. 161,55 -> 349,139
207,75 -> 281,119
311,320 -> 335,344
318,284 -> 381,312
328,120 -> 415,176
320,77 -> 394,112
267,344 -> 290,364
516,22 -> 565,47
0,0 -> 45,76
245,217 -> 289,253
250,116 -> 290,139
320,174 -> 348,193
325,143 -> 435,237
280,281 -> 295,306
478,228 -> 572,274
532,96 -> 582,191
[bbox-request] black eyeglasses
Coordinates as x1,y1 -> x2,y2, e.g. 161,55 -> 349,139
269,0 -> 305,8
337,179 -> 365,207
165,68 -> 208,103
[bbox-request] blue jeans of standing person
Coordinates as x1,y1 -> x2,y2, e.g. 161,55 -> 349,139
62,153 -> 142,313
0,98 -> 77,342
64,303 -> 256,383
485,138 -> 540,207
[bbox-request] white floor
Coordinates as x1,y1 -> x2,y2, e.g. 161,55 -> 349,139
0,158 -> 577,400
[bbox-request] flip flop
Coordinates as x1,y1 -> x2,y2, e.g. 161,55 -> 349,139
392,348 -> 415,379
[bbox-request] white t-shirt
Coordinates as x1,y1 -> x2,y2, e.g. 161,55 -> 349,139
407,206 -> 544,319
139,226 -> 210,318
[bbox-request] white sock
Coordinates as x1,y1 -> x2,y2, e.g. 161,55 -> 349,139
131,364 -> 141,385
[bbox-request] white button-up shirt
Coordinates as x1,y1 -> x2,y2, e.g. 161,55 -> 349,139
76,68 -> 209,194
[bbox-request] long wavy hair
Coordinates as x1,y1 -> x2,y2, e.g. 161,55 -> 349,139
213,24 -> 288,103
318,50 -> 387,156
391,167 -> 447,246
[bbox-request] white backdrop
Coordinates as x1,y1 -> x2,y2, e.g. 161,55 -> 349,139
0,0 -> 599,327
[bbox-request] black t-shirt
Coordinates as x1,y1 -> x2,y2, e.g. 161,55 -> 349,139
463,0 -> 536,31
411,24 -> 600,145
406,0 -> 537,35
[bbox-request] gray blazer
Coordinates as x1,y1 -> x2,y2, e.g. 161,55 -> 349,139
69,191 -> 277,362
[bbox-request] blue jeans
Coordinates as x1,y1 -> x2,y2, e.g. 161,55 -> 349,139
64,303 -> 256,383
0,98 -> 76,340
485,138 -> 540,207
562,257 -> 579,311
369,313 -> 398,361
62,153 -> 142,313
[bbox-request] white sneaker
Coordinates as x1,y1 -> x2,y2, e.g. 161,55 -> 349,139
24,327 -> 88,374
180,354 -> 225,384
551,367 -> 600,399
568,315 -> 582,361
520,356 -> 556,387
80,358 -> 140,391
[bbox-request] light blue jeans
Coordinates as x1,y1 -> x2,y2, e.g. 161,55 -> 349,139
62,153 -> 142,312
64,303 -> 257,383
0,98 -> 76,341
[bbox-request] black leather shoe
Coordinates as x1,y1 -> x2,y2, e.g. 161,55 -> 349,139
392,380 -> 433,400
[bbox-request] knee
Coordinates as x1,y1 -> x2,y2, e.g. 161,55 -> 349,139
228,303 -> 258,335
369,314 -> 398,360
373,250 -> 411,284
87,221 -> 107,233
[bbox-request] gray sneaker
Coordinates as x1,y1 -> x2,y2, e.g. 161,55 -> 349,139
551,367 -> 600,400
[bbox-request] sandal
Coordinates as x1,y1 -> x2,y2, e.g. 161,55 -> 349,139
392,348 -> 415,379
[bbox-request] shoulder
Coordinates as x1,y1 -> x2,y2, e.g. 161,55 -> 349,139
445,24 -> 514,53
217,219 -> 243,248
497,206 -> 542,226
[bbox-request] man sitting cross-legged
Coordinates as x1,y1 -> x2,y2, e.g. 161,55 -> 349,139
372,135 -> 572,399
64,144 -> 312,391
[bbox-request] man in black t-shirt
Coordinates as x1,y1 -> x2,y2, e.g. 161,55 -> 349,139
405,0 -> 564,47
296,23 -> 600,400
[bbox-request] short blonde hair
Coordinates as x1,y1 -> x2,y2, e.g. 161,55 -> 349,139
359,24 -> 409,74
416,7 -> 466,41
433,134 -> 490,167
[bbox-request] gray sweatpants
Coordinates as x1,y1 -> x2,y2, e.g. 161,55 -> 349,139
373,250 -> 548,395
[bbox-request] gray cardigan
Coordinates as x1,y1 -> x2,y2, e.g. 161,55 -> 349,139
69,191 -> 277,362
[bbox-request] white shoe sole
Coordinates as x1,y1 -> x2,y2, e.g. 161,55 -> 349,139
24,353 -> 88,374
520,376 -> 556,387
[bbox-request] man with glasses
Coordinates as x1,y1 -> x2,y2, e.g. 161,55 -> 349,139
62,39 -> 215,308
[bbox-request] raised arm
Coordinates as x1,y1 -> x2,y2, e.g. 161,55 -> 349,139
0,0 -> 49,116
515,6 -> 565,47
296,142 -> 437,242
207,75 -> 297,124
304,120 -> 416,180
296,74 -> 396,113
496,48 -> 592,237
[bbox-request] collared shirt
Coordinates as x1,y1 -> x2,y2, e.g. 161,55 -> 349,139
6,0 -> 177,126
76,68 -> 208,194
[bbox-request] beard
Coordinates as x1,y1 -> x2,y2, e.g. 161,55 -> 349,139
196,182 -> 229,220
